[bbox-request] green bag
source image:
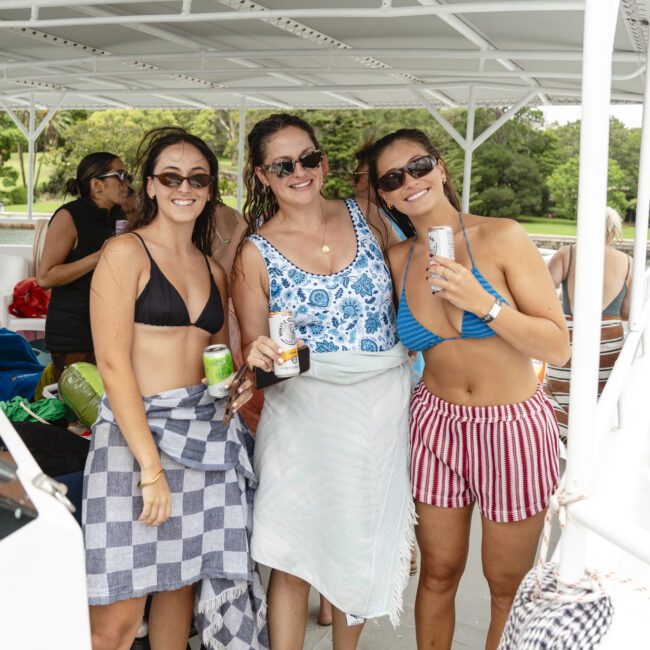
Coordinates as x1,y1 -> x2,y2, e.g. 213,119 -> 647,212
0,395 -> 68,424
58,362 -> 105,427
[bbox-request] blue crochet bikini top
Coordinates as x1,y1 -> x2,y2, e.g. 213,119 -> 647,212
397,212 -> 507,352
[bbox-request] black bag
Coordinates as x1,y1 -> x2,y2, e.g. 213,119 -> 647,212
0,422 -> 89,476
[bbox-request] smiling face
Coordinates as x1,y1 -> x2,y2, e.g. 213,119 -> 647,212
255,125 -> 328,209
146,142 -> 211,225
376,139 -> 448,219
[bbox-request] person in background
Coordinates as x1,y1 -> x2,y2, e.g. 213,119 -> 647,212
233,113 -> 412,650
84,127 -> 265,650
368,128 -> 570,650
544,206 -> 632,444
38,152 -> 130,380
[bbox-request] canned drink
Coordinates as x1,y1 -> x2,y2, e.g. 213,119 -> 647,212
114,219 -> 128,235
427,226 -> 455,293
203,344 -> 234,398
269,311 -> 300,378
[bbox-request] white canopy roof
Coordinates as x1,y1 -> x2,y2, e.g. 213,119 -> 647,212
0,0 -> 648,112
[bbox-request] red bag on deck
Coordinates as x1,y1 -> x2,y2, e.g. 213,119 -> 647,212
9,277 -> 50,318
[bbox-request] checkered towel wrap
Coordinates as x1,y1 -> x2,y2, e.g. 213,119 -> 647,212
498,562 -> 613,649
83,383 -> 269,650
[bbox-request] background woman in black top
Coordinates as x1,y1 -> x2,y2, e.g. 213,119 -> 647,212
37,151 -> 130,379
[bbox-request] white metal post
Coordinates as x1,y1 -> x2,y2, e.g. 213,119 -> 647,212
27,96 -> 36,221
629,42 -> 650,332
558,0 -> 620,584
236,97 -> 246,212
461,85 -> 476,213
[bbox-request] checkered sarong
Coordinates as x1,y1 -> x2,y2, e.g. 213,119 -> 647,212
83,383 -> 268,649
498,562 -> 614,649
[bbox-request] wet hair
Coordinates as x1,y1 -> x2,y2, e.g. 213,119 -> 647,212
127,126 -> 218,256
605,206 -> 623,244
367,129 -> 461,238
234,113 -> 321,264
63,152 -> 119,198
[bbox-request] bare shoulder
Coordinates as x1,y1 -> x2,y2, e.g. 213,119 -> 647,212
387,236 -> 414,269
471,214 -> 527,244
215,203 -> 240,230
104,232 -> 146,258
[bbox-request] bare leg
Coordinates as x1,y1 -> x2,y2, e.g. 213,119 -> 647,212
415,502 -> 473,650
267,569 -> 310,650
481,510 -> 545,650
89,597 -> 147,650
332,605 -> 365,650
148,585 -> 195,650
318,593 -> 332,626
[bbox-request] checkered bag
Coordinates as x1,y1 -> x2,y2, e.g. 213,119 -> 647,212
83,383 -> 268,649
498,562 -> 614,649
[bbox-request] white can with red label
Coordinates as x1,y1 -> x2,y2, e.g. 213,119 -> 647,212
269,310 -> 300,377
427,226 -> 455,293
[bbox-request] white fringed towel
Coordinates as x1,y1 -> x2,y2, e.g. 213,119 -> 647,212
251,343 -> 415,625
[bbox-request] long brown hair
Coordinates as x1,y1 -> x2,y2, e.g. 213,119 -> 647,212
127,127 -> 218,256
367,129 -> 461,238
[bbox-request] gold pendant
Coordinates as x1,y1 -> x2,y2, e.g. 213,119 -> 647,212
321,244 -> 330,254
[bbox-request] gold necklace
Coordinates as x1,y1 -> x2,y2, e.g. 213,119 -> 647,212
320,205 -> 330,254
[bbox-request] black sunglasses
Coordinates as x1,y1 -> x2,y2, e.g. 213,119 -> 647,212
262,150 -> 324,178
152,172 -> 213,189
377,155 -> 438,192
97,170 -> 133,184
352,171 -> 369,184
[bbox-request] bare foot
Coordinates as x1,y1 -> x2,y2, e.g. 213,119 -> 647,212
318,594 -> 332,626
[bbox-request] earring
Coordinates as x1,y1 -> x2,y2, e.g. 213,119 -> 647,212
387,202 -> 394,210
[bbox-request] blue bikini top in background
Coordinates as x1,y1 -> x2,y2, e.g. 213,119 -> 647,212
396,212 -> 507,352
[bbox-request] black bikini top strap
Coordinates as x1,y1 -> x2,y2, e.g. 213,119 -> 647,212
131,232 -> 155,263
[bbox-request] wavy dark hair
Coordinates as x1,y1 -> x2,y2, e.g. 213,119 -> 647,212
237,113 -> 322,253
127,126 -> 218,256
63,151 -> 119,198
367,129 -> 461,238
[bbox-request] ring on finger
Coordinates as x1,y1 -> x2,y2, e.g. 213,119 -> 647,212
442,267 -> 449,281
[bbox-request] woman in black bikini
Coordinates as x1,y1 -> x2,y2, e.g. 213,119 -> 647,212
85,127 -> 266,650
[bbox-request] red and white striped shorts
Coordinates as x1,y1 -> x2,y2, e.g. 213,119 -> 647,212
410,381 -> 560,523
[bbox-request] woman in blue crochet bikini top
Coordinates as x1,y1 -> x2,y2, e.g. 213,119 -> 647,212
368,129 -> 570,650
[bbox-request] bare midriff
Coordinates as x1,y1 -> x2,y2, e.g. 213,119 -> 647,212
132,323 -> 212,396
421,335 -> 538,407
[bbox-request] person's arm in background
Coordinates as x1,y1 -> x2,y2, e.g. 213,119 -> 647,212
620,254 -> 633,321
37,210 -> 105,288
217,215 -> 247,281
547,245 -> 569,288
90,235 -> 171,527
212,204 -> 242,277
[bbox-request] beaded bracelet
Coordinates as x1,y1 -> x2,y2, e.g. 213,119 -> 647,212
137,468 -> 165,489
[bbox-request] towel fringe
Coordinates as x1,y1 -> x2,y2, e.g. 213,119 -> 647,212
388,497 -> 418,628
199,582 -> 249,650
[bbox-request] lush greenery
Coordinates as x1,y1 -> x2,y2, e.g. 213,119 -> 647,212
0,107 -> 642,222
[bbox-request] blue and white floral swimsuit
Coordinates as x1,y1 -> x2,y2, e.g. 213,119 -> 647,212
247,198 -> 398,353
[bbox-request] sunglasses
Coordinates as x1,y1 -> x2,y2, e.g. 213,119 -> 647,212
352,171 -> 369,184
152,172 -> 213,189
262,150 -> 324,178
97,170 -> 133,184
377,155 -> 438,192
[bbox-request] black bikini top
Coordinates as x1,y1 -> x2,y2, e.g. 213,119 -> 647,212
132,232 -> 224,334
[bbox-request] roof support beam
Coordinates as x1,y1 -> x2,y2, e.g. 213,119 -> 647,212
559,0 -> 620,586
461,86 -> 476,212
236,98 -> 246,212
0,3 -> 587,29
411,88 -> 467,149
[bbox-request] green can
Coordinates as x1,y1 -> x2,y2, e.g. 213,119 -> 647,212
203,344 -> 234,398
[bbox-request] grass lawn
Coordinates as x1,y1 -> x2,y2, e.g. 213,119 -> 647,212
517,215 -> 643,239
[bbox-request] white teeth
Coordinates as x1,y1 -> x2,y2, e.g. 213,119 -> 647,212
291,180 -> 311,189
406,189 -> 427,202
172,199 -> 194,206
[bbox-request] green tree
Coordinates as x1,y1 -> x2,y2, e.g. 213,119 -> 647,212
547,155 -> 628,218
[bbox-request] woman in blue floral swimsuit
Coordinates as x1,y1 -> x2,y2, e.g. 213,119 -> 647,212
232,114 -> 415,650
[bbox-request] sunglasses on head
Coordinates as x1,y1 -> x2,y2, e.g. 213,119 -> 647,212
262,150 -> 323,178
352,171 -> 368,184
152,172 -> 213,189
97,170 -> 133,184
377,154 -> 438,192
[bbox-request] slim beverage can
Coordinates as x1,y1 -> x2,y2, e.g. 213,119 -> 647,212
203,344 -> 234,398
269,311 -> 299,378
427,226 -> 455,293
114,219 -> 128,235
